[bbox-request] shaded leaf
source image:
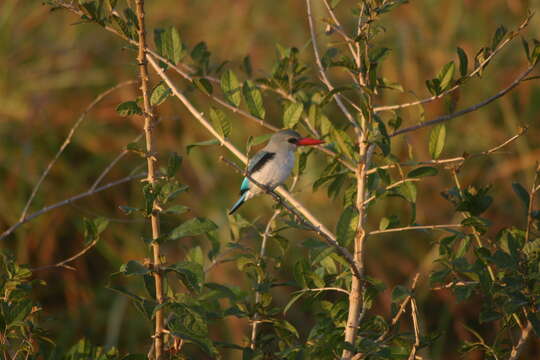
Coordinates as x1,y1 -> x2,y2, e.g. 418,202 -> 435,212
116,101 -> 142,117
150,81 -> 171,106
168,217 -> 218,241
407,166 -> 438,178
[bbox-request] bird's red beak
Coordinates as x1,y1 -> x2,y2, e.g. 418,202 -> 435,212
296,137 -> 325,146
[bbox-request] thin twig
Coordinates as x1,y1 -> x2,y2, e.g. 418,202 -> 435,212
369,224 -> 463,235
391,65 -> 535,137
220,157 -> 362,280
367,126 -> 526,175
250,208 -> 282,349
19,80 -> 136,221
297,287 -> 350,295
306,0 -> 358,132
0,174 -> 145,241
374,15 -> 532,113
408,297 -> 421,360
363,178 -> 421,206
31,238 -> 99,272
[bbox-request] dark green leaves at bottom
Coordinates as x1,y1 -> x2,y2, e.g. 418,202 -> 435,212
168,303 -> 218,356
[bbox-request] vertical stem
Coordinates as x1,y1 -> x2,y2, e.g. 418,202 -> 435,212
134,1 -> 164,359
250,209 -> 282,349
342,134 -> 368,360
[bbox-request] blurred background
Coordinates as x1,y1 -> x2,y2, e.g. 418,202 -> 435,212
1,0 -> 539,358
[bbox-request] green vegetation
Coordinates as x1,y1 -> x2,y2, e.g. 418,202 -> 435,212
1,0 -> 539,359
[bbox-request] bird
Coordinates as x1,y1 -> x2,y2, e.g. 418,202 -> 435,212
228,129 -> 324,215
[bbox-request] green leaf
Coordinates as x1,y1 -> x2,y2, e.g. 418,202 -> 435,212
456,47 -> 468,77
437,61 -> 455,91
391,285 -> 410,303
154,27 -> 184,65
379,217 -> 390,231
491,25 -> 507,50
166,152 -> 182,178
186,139 -> 219,154
242,80 -> 265,119
120,260 -> 150,276
283,101 -> 304,129
150,81 -> 171,106
168,217 -> 218,241
512,182 -> 530,209
479,308 -> 502,323
168,303 -> 218,355
407,166 -> 438,178
82,217 -> 109,244
220,69 -> 242,107
428,124 -> 446,159
397,182 -> 417,203
193,78 -> 213,95
163,204 -> 189,215
116,101 -> 142,117
167,261 -> 204,292
284,292 -> 306,315
336,206 -> 358,246
209,107 -> 231,138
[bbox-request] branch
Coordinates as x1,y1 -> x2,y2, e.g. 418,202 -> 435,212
508,320 -> 532,360
0,174 -> 145,241
369,224 -> 463,236
296,287 -> 350,295
407,297 -> 421,360
362,178 -> 420,206
367,126 -> 526,175
19,80 -> 136,221
134,1 -> 164,358
390,65 -> 536,137
374,15 -> 532,113
306,0 -> 358,131
250,208 -> 282,349
220,157 -> 361,280
31,238 -> 100,272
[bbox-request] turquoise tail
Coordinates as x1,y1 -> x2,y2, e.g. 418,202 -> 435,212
228,193 -> 247,215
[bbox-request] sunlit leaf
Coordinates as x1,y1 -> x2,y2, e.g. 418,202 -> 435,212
428,124 -> 446,159
242,80 -> 265,119
220,69 -> 242,107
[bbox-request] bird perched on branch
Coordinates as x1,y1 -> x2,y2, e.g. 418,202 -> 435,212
228,129 -> 324,215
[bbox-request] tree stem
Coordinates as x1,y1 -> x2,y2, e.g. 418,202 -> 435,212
134,1 -> 164,358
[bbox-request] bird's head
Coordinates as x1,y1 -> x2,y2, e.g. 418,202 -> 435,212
269,129 -> 325,151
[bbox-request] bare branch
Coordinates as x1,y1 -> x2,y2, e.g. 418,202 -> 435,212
374,15 -> 532,113
391,65 -> 535,137
369,224 -> 463,236
19,80 -> 136,221
367,126 -> 526,175
296,287 -> 350,295
0,174 -> 145,241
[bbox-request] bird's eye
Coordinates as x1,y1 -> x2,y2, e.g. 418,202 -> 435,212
288,138 -> 298,144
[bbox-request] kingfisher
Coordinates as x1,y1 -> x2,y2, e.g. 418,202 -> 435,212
228,129 -> 325,215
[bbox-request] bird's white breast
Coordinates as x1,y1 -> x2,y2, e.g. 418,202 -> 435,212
249,150 -> 294,196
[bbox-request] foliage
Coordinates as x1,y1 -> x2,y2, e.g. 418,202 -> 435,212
1,0 -> 539,359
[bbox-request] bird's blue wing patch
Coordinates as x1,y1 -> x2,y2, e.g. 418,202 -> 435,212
239,177 -> 250,195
